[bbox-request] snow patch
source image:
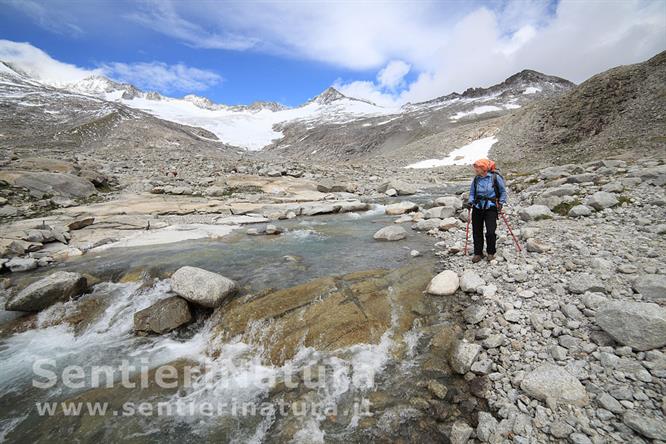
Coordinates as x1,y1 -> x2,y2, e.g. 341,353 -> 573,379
405,136 -> 498,169
523,86 -> 542,94
450,105 -> 502,121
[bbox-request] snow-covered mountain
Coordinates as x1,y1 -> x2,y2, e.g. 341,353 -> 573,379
64,77 -> 393,150
1,57 -> 574,158
0,60 -> 238,164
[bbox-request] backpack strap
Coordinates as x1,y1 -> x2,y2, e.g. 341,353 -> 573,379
492,173 -> 500,205
473,176 -> 479,200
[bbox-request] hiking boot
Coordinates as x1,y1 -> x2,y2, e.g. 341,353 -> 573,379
486,254 -> 495,262
472,255 -> 483,263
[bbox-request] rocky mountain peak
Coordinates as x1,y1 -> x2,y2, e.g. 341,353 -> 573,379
70,75 -> 142,99
183,94 -> 219,110
503,69 -> 575,88
311,87 -> 347,105
245,101 -> 289,112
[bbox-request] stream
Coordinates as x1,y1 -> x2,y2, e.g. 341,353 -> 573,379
0,202 -> 460,443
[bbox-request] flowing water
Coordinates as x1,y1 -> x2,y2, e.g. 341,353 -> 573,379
0,204 -> 450,443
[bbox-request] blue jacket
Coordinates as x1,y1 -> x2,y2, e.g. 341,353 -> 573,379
469,173 -> 507,209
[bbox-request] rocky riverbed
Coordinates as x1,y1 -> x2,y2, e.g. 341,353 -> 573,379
0,154 -> 664,443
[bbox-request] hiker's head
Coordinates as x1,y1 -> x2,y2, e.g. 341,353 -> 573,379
473,158 -> 492,176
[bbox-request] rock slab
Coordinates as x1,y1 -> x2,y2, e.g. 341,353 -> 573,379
6,271 -> 88,311
595,301 -> 666,351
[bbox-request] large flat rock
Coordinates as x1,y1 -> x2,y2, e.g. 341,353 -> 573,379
210,264 -> 431,365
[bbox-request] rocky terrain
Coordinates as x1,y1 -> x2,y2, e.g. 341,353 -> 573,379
493,51 -> 666,171
0,49 -> 664,443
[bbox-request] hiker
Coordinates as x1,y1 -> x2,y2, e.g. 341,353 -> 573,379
465,158 -> 507,262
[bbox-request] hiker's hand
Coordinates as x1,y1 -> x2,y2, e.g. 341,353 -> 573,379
497,203 -> 503,212
464,201 -> 472,210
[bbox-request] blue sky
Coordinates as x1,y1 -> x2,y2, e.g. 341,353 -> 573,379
0,0 -> 664,107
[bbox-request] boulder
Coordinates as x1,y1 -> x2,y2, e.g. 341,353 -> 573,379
134,296 -> 192,334
67,217 -> 95,231
568,205 -> 592,218
265,224 -> 283,235
519,205 -> 554,221
541,184 -> 578,198
427,270 -> 459,296
338,201 -> 369,213
5,257 -> 38,272
439,217 -> 458,231
595,301 -> 666,351
373,225 -> 407,241
586,191 -> 619,211
411,218 -> 441,231
568,274 -> 605,294
449,340 -> 482,374
435,196 -> 463,209
632,274 -> 666,301
301,203 -> 342,216
534,195 -> 563,210
539,166 -> 571,180
460,271 -> 485,293
520,364 -> 588,407
6,271 -> 88,311
377,180 -> 416,195
170,266 -> 238,308
424,206 -> 456,219
385,201 -> 418,215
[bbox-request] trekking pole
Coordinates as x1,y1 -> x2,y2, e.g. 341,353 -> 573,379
498,208 -> 522,253
464,207 -> 471,256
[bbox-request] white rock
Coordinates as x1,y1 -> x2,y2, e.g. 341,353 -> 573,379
373,225 -> 407,241
519,205 -> 554,221
427,270 -> 459,296
385,201 -> 418,215
171,266 -> 238,308
586,191 -> 619,210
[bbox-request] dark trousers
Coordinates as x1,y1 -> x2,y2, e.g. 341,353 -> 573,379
472,206 -> 497,255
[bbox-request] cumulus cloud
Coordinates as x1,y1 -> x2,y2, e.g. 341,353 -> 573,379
377,60 -> 411,89
0,39 -> 99,85
99,61 -> 222,93
0,40 -> 221,94
334,0 -> 666,105
4,0 -> 665,104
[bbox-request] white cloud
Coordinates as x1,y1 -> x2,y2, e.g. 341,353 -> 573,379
377,60 -> 411,89
0,39 -> 99,85
0,40 -> 221,94
332,1 -> 666,105
100,61 -> 222,93
3,0 -> 665,105
127,0 -> 258,50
